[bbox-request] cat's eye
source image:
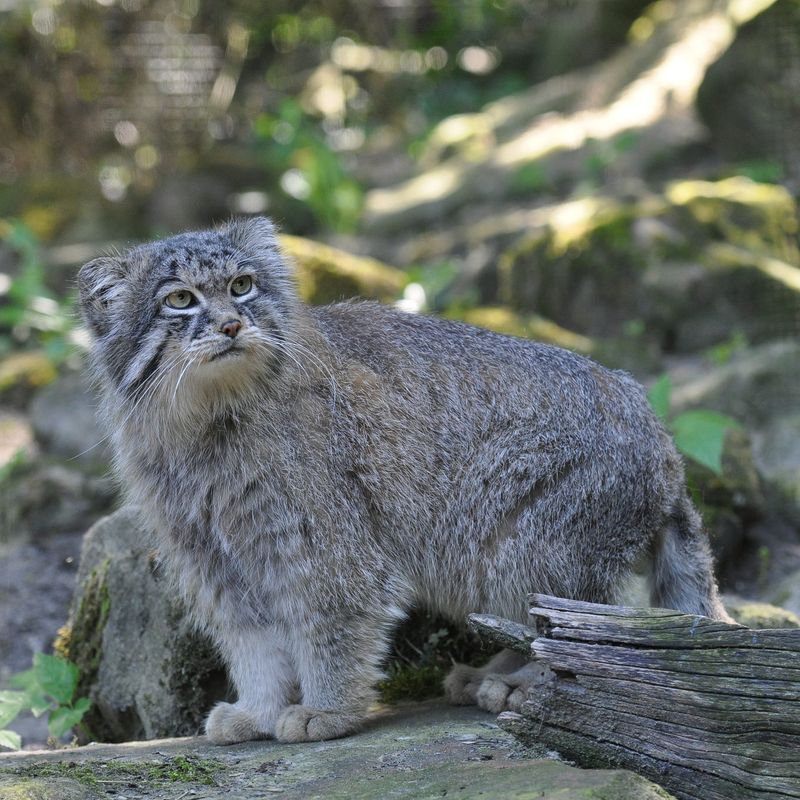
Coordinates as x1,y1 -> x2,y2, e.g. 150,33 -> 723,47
164,289 -> 197,309
230,275 -> 253,297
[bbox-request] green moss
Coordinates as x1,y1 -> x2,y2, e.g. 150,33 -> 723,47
380,608 -> 492,704
2,754 -> 222,789
67,561 -> 111,741
164,622 -> 227,737
379,664 -> 445,704
5,763 -> 99,788
445,306 -> 594,354
726,600 -> 800,629
279,234 -> 405,305
0,776 -> 93,800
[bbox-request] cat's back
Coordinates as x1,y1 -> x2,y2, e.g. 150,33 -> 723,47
312,300 -> 588,383
310,300 -> 666,462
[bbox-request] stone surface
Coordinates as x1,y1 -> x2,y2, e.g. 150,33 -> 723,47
0,702 -> 675,799
756,413 -> 800,514
496,182 -> 800,353
0,462 -> 115,544
64,508 -> 227,743
28,372 -> 109,468
672,340 -> 800,524
671,339 -> 800,426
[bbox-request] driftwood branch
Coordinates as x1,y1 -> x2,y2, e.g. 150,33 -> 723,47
469,594 -> 800,800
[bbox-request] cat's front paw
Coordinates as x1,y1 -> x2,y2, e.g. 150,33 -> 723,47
275,705 -> 362,742
205,702 -> 271,745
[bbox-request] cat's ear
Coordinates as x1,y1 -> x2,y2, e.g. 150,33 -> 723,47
224,216 -> 279,254
77,256 -> 127,337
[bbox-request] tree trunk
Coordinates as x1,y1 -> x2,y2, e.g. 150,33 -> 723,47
469,594 -> 800,800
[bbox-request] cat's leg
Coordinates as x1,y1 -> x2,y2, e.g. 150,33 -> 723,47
275,615 -> 392,743
443,649 -> 527,706
475,659 -> 552,714
205,626 -> 297,745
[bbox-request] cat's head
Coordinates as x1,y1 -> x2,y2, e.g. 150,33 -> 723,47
78,217 -> 299,407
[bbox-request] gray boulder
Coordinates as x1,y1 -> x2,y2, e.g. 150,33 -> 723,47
65,508 -> 227,742
0,462 -> 115,544
673,339 -> 800,525
28,371 -> 110,468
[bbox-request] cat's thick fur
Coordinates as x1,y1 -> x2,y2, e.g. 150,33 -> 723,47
78,217 -> 729,744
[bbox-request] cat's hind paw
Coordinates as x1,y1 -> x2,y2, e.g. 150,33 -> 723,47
275,705 -> 362,742
475,660 -> 553,714
475,675 -> 527,714
205,702 -> 270,745
443,663 -> 482,706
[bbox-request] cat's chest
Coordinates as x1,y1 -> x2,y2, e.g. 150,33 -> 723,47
128,418 -> 287,525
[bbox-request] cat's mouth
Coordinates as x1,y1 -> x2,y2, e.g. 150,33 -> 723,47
207,345 -> 243,362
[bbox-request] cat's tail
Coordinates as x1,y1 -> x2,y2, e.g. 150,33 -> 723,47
649,492 -> 734,622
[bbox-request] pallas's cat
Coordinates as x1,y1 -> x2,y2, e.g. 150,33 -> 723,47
78,217 -> 728,743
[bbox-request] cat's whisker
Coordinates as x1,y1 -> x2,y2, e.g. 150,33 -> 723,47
253,332 -> 338,411
71,352 -> 183,459
171,353 -> 200,407
114,360 -> 181,436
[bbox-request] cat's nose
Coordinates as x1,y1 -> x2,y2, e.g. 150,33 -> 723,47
220,319 -> 241,338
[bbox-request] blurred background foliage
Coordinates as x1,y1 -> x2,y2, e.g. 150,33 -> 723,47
1,0 -> 798,349
2,0 -> 800,742
1,0 -> 799,595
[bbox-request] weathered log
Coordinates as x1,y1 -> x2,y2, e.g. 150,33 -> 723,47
469,594 -> 800,800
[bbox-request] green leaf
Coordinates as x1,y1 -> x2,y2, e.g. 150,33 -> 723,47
8,669 -> 51,716
0,692 -> 26,729
671,410 -> 741,474
47,703 -> 89,738
27,691 -> 53,717
0,729 -> 22,750
647,375 -> 671,421
33,653 -> 78,706
9,668 -> 37,690
72,697 -> 91,716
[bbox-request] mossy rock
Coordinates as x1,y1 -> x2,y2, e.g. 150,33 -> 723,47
496,199 -> 652,340
445,306 -> 594,354
665,177 -> 798,255
685,428 -> 764,571
280,234 -> 405,305
67,508 -> 227,742
495,180 -> 800,353
725,598 -> 800,629
0,702 -> 676,799
672,340 -> 800,525
0,351 -> 58,408
698,0 -> 800,167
